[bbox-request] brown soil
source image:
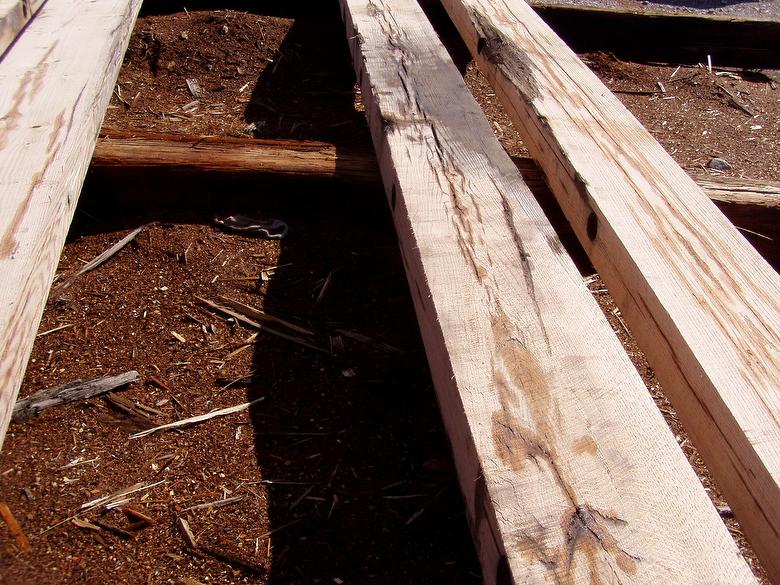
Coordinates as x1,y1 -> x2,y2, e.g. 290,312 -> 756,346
0,2 -> 777,584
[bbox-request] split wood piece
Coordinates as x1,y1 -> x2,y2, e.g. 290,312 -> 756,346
0,0 -> 143,450
12,371 -> 140,423
527,2 -> 780,69
176,516 -> 264,575
216,295 -> 314,336
0,502 -> 31,552
50,225 -> 144,297
181,495 -> 245,513
339,0 -> 756,583
80,480 -> 166,513
89,132 -> 780,265
130,397 -> 264,439
440,0 -> 780,580
196,296 -> 329,354
93,129 -> 379,186
0,0 -> 46,57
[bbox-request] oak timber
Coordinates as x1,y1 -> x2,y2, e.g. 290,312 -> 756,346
439,0 -> 780,580
0,0 -> 143,449
0,0 -> 45,57
338,0 -> 756,583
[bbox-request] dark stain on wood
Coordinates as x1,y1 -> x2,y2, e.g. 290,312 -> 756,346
469,9 -> 540,102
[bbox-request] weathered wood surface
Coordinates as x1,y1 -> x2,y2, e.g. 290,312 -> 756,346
12,371 -> 140,422
0,0 -> 143,449
440,0 -> 780,580
93,129 -> 379,185
0,0 -> 46,57
339,0 -> 756,583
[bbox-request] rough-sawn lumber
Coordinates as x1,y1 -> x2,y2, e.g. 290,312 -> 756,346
0,0 -> 143,449
0,0 -> 46,57
439,0 -> 780,580
338,0 -> 756,583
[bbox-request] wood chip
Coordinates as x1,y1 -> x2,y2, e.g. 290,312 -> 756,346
0,502 -> 31,552
177,517 -> 198,548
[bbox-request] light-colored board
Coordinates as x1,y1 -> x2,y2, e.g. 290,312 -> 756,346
439,0 -> 780,580
0,0 -> 143,448
0,0 -> 46,57
338,0 -> 756,583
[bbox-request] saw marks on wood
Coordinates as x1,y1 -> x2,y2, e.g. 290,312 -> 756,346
439,0 -> 780,580
0,0 -> 143,447
339,0 -> 756,583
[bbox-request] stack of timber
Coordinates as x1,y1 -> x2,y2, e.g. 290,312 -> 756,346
0,0 -> 46,56
337,0 -> 759,582
439,0 -> 780,581
0,0 -> 142,447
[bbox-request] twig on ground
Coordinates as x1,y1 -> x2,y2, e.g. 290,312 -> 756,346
81,480 -> 167,512
130,397 -> 264,439
182,495 -> 245,513
197,297 -> 328,354
0,502 -> 32,552
52,226 -> 145,296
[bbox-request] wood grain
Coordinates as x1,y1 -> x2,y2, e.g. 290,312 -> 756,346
0,0 -> 143,447
93,129 -> 380,185
0,0 -> 46,57
439,0 -> 780,580
339,0 -> 756,583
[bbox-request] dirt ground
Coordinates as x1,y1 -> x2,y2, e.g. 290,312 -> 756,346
0,1 -> 777,584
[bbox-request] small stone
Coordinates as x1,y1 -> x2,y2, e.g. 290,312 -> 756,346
180,30 -> 189,40
707,157 -> 732,171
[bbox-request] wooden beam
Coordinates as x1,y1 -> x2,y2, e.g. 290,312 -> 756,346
90,131 -> 780,268
529,2 -> 780,69
338,0 -> 756,583
0,0 -> 142,448
0,0 -> 46,57
93,129 -> 380,185
440,0 -> 780,580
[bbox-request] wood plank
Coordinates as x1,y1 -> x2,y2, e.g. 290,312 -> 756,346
338,0 -> 756,583
0,0 -> 143,448
439,0 -> 780,580
0,0 -> 46,57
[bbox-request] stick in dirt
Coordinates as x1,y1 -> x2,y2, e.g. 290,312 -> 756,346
130,397 -> 265,438
12,371 -> 140,423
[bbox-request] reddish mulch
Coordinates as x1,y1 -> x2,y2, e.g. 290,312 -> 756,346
0,2 -> 776,584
